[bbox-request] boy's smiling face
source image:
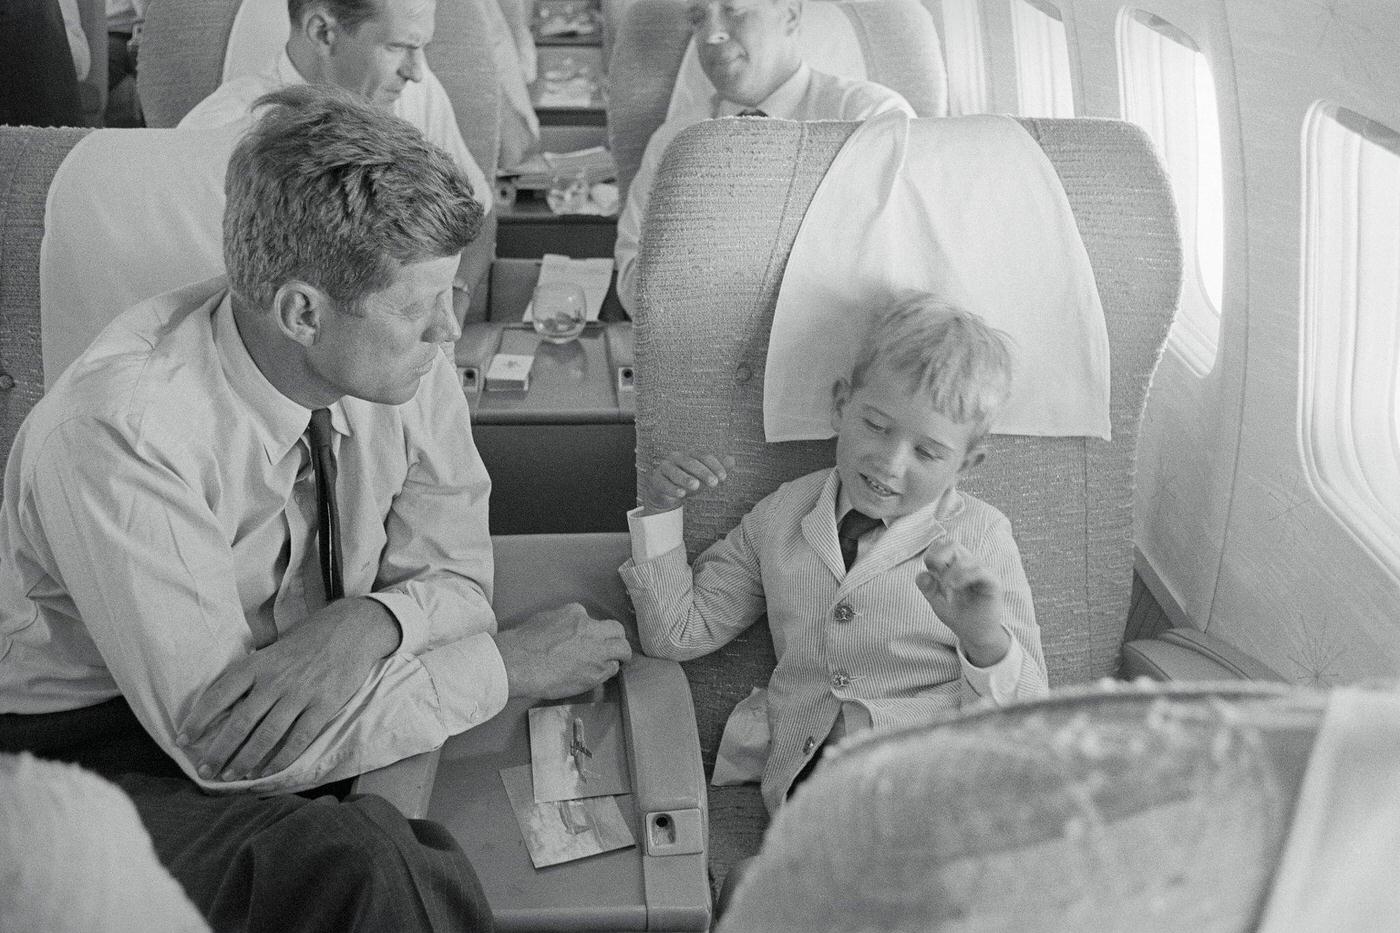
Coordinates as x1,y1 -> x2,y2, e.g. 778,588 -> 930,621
830,360 -> 985,521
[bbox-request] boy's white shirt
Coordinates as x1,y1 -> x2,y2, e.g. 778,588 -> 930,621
627,482 -> 1026,784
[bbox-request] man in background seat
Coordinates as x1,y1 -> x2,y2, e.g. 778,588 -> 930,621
180,0 -> 491,218
0,86 -> 631,932
613,0 -> 914,315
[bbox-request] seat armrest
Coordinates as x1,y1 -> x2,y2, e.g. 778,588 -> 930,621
353,534 -> 638,818
1122,627 -> 1288,683
620,656 -> 704,818
351,747 -> 443,819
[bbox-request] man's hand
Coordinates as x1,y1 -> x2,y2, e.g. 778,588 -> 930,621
496,603 -> 633,699
641,452 -> 735,514
916,540 -> 1011,668
177,598 -> 401,782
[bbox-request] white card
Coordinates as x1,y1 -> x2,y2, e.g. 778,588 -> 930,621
528,702 -> 630,803
485,352 -> 534,391
500,765 -> 635,868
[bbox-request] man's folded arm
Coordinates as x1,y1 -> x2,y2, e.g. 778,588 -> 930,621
29,415 -> 503,794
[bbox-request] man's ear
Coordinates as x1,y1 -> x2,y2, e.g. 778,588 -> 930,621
830,377 -> 851,433
958,442 -> 987,476
272,281 -> 327,347
780,0 -> 802,34
302,9 -> 338,50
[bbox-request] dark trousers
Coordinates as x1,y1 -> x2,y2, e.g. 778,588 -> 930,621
0,0 -> 85,127
107,31 -> 137,91
0,698 -> 493,933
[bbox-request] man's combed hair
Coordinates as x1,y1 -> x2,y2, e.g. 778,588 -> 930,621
850,295 -> 1016,437
223,84 -> 482,311
287,0 -> 380,30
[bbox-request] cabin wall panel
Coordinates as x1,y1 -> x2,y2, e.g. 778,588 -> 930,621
951,0 -> 1400,681
981,0 -> 1021,113
1206,1 -> 1400,684
1059,0 -> 1245,633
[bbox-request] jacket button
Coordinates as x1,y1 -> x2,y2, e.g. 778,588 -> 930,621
802,736 -> 816,754
831,672 -> 851,689
833,602 -> 855,624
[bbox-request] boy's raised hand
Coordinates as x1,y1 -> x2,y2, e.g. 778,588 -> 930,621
916,539 -> 1012,668
641,452 -> 736,513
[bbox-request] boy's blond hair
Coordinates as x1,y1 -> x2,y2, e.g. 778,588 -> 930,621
849,295 -> 1015,441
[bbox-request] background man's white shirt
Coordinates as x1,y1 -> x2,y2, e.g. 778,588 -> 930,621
614,63 -> 914,313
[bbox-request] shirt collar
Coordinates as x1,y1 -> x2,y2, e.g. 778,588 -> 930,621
213,294 -> 347,463
274,47 -> 309,88
833,472 -> 964,528
712,61 -> 813,119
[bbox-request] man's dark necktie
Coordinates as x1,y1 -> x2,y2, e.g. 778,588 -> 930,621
307,408 -> 344,601
736,108 -> 768,117
837,509 -> 882,571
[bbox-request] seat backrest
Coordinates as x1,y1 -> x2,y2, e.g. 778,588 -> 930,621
139,0 -> 501,179
138,0 -> 500,316
719,682 -> 1325,932
607,0 -> 948,201
0,127 -> 89,490
630,116 -> 1180,875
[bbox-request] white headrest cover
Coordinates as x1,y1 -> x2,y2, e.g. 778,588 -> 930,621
40,126 -> 241,386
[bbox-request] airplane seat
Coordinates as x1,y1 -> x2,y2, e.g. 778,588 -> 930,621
717,682 -> 1333,932
606,0 -> 950,203
138,0 -> 501,314
0,126 -> 88,483
628,114 -> 1187,882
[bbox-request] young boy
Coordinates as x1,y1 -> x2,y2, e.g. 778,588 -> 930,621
619,296 -> 1049,814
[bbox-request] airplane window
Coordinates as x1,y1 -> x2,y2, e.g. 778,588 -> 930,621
1301,103 -> 1400,570
940,0 -> 990,115
1009,0 -> 1074,118
1118,10 -> 1225,375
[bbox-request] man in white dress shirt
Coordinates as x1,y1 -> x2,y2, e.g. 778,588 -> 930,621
180,0 -> 491,216
0,86 -> 630,932
613,0 -> 914,314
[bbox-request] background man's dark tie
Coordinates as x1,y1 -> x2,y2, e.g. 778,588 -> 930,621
837,510 -> 882,571
307,408 -> 344,601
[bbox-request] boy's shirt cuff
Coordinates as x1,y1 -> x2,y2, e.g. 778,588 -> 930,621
627,505 -> 685,564
959,629 -> 1025,704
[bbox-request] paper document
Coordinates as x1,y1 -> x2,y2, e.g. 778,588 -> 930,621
522,254 -> 614,323
499,148 -> 616,187
500,765 -> 635,868
542,146 -> 616,182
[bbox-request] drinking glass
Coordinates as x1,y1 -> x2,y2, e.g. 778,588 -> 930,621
532,282 -> 587,343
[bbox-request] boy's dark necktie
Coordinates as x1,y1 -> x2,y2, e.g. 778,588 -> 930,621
837,509 -> 882,571
307,408 -> 345,602
736,108 -> 768,117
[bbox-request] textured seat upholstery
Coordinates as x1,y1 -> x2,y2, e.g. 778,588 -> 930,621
138,0 -> 500,308
607,0 -> 949,202
0,127 -> 89,487
630,116 -> 1181,882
